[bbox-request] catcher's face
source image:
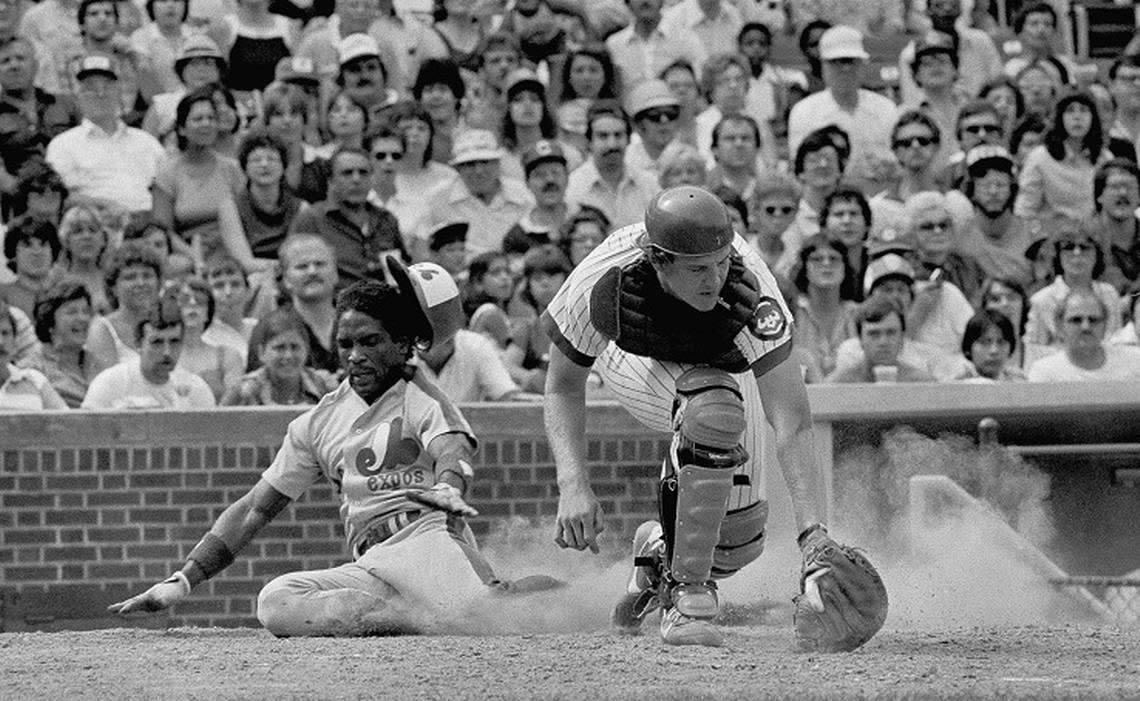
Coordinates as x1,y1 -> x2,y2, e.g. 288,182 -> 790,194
653,246 -> 732,312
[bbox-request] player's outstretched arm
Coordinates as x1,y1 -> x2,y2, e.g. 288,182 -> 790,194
108,479 -> 292,617
410,431 -> 479,517
755,353 -> 828,535
544,344 -> 604,553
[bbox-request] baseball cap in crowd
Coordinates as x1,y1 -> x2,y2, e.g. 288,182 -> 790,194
866,225 -> 918,258
521,139 -> 566,177
819,26 -> 869,61
913,31 -> 957,62
626,79 -> 679,119
965,144 -> 1015,172
75,55 -> 117,82
863,253 -> 916,296
505,67 -> 545,101
449,129 -> 504,166
174,34 -> 226,76
428,222 -> 469,251
339,33 -> 381,67
275,56 -> 320,87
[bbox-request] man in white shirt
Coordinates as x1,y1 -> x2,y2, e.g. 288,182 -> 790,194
1027,288 -> 1140,382
605,0 -> 706,89
786,26 -> 899,194
659,0 -> 743,58
415,328 -> 521,402
565,101 -> 659,230
895,0 -> 1001,106
44,55 -> 164,218
624,79 -> 681,183
82,313 -> 216,410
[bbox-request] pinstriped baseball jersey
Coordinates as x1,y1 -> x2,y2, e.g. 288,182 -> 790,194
262,378 -> 475,556
542,222 -> 793,509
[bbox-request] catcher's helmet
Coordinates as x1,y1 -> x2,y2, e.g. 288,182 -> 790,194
643,185 -> 734,256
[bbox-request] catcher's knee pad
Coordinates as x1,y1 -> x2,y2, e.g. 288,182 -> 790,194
711,500 -> 768,579
660,368 -> 749,586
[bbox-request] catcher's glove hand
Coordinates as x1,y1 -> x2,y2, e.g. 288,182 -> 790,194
793,525 -> 888,653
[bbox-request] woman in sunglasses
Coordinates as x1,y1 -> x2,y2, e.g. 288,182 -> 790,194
1024,219 -> 1123,365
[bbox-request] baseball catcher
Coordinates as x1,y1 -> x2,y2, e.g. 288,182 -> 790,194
543,185 -> 887,648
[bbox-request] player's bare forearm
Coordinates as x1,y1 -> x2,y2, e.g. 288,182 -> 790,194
543,348 -> 593,493
756,354 -> 828,533
182,479 -> 290,586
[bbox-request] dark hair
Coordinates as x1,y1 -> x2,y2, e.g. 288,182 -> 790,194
709,184 -> 749,231
1010,113 -> 1048,154
237,127 -> 289,172
1109,54 -> 1140,82
892,109 -> 941,147
558,205 -> 611,260
738,21 -> 772,46
104,241 -> 164,309
793,234 -> 858,300
324,88 -> 370,140
954,99 -> 1003,140
145,0 -> 188,22
961,309 -> 1016,360
329,145 -> 372,175
964,159 -> 1018,206
135,308 -> 183,345
4,215 -> 61,272
262,83 -> 309,127
855,295 -> 906,334
477,31 -> 521,66
33,277 -> 91,343
1045,89 -> 1103,162
798,19 -> 831,63
979,77 -> 1025,121
1093,157 -> 1140,213
794,125 -> 850,176
11,158 -> 66,218
385,100 -> 436,165
174,84 -> 217,151
0,298 -> 13,335
502,82 -> 555,150
820,187 -> 871,230
413,58 -> 466,102
522,243 -> 572,279
911,35 -> 960,76
1013,1 -> 1056,34
711,113 -> 760,150
78,0 -> 118,27
256,308 -> 311,352
979,276 -> 1029,334
334,279 -> 420,353
560,44 -> 619,102
178,276 -> 216,329
467,250 -> 510,286
203,252 -> 248,287
206,83 -> 239,135
584,99 -> 630,141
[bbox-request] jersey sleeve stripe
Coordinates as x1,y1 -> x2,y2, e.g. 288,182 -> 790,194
541,310 -> 597,367
749,338 -> 793,379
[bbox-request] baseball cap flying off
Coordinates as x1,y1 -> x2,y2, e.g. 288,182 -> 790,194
643,186 -> 735,256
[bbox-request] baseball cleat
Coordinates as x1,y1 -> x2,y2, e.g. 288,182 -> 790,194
659,605 -> 725,647
611,520 -> 664,633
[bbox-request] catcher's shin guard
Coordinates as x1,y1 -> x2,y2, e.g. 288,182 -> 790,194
659,368 -> 747,617
711,500 -> 768,579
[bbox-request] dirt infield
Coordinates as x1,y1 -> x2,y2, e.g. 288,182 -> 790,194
2,623 -> 1139,700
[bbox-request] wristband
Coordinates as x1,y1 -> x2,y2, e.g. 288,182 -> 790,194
437,469 -> 469,495
163,571 -> 192,596
187,533 -> 235,580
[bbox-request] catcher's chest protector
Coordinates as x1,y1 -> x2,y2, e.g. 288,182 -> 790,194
589,254 -> 762,372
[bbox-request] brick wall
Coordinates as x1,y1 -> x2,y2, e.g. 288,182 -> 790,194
0,405 -> 666,631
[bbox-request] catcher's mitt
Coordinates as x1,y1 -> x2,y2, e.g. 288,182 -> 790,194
793,525 -> 888,653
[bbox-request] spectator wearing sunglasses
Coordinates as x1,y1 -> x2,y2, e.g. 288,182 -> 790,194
941,100 -> 1006,188
367,127 -> 434,255
1024,220 -> 1123,365
624,79 -> 681,184
1026,287 -> 1140,382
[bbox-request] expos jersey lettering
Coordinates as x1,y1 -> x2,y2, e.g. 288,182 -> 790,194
342,417 -> 433,501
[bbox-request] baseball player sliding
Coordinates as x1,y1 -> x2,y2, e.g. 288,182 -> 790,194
542,186 -> 887,648
110,264 -> 558,635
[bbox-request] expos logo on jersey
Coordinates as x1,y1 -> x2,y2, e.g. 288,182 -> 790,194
344,418 -> 432,496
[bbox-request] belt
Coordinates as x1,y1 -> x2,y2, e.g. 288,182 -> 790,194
353,510 -> 422,558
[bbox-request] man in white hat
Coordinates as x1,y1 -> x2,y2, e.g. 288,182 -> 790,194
336,34 -> 398,122
45,55 -> 164,217
787,25 -> 899,193
624,79 -> 681,181
605,0 -> 706,89
140,34 -> 228,140
293,1 -> 404,96
420,129 -> 533,258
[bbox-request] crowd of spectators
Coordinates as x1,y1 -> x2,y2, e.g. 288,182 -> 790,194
2,0 -> 1140,411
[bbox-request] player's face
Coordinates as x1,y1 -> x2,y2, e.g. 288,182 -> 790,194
969,325 -> 1011,380
860,313 -> 904,367
654,246 -> 733,312
336,309 -> 409,404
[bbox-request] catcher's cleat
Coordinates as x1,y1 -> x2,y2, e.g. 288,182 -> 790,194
659,605 -> 725,647
612,521 -> 664,634
669,581 -> 720,619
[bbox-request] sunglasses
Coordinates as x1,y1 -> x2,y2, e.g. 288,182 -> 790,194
1060,241 -> 1095,253
1064,315 -> 1104,325
918,219 -> 953,231
638,107 -> 679,123
893,135 -> 935,148
962,123 -> 1002,135
372,151 -> 403,161
764,205 -> 796,216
